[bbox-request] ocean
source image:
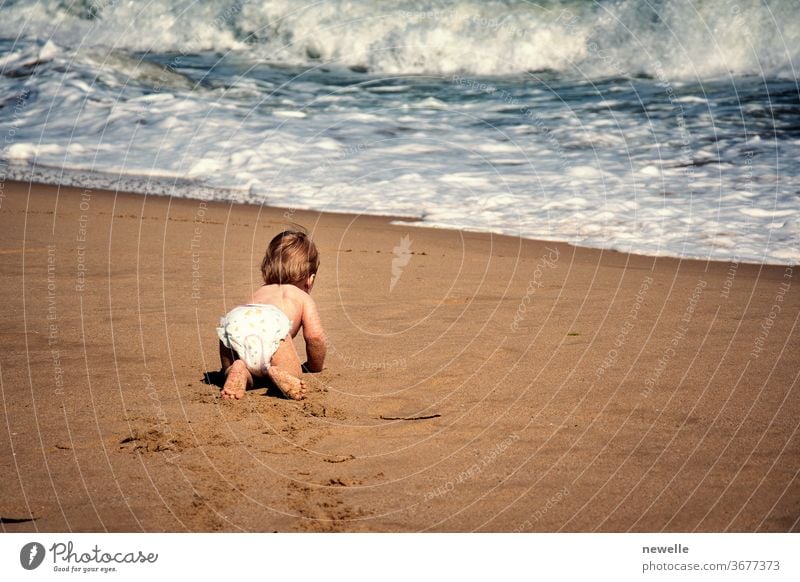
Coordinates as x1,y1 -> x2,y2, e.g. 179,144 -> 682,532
1,0 -> 798,264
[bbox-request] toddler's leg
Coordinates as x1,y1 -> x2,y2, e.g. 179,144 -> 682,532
267,335 -> 306,400
219,340 -> 235,370
219,341 -> 252,400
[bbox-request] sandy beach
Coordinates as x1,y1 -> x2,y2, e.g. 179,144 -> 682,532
1,179 -> 797,532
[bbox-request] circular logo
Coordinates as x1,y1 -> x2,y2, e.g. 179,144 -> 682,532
20,542 -> 46,570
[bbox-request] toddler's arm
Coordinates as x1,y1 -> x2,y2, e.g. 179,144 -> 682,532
301,295 -> 327,372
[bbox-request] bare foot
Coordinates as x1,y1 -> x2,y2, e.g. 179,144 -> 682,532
267,366 -> 306,400
221,360 -> 251,400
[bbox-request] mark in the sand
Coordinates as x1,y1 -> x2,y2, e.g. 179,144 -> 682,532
379,413 -> 441,421
119,428 -> 184,454
0,516 -> 38,524
444,296 -> 471,305
325,477 -> 361,487
286,481 -> 364,531
324,454 -> 355,464
567,332 -> 580,336
191,392 -> 217,404
301,402 -> 327,417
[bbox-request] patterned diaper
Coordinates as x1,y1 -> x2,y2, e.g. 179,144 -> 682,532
216,304 -> 291,376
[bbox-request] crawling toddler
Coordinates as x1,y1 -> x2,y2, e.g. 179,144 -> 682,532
217,229 -> 327,400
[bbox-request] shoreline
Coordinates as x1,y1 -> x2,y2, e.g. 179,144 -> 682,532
4,174 -> 791,268
1,179 -> 797,532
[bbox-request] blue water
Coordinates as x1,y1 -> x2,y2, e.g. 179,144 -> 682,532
1,0 -> 799,263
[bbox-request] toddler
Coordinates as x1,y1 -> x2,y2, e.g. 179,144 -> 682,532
217,229 -> 327,400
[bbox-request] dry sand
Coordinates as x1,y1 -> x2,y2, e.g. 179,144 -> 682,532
1,180 -> 798,532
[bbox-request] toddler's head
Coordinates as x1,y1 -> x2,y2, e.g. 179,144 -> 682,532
261,228 -> 320,291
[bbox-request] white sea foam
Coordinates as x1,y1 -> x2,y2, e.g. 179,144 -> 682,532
1,0 -> 798,79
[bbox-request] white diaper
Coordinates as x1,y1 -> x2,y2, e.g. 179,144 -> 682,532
216,304 -> 291,376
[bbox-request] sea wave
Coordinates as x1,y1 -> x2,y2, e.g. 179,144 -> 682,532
1,0 -> 798,79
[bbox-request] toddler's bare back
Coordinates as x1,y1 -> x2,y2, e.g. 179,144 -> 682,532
249,284 -> 308,338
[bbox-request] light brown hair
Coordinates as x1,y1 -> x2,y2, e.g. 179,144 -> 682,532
260,228 -> 319,286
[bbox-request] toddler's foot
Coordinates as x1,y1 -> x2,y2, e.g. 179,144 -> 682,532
221,360 -> 251,400
267,367 -> 306,400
